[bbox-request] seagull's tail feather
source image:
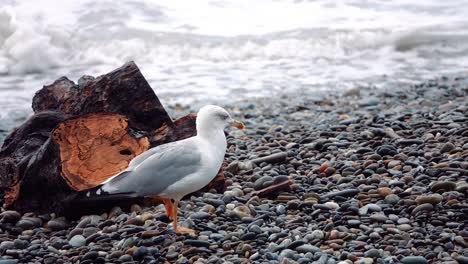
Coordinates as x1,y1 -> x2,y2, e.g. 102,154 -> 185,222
73,171 -> 138,202
74,186 -> 138,202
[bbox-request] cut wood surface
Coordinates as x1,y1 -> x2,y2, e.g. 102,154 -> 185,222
52,113 -> 150,191
0,61 -> 225,214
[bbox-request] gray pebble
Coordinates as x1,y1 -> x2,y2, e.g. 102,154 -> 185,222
0,260 -> 19,264
385,194 -> 400,204
190,212 -> 212,220
364,248 -> 381,258
401,256 -> 428,264
296,244 -> 321,253
69,235 -> 86,247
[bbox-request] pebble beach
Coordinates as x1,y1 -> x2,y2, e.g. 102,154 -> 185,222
1,76 -> 468,264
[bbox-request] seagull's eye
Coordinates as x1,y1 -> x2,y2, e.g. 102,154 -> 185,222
219,113 -> 229,120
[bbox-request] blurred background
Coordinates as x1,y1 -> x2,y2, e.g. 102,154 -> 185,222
1,0 -> 468,137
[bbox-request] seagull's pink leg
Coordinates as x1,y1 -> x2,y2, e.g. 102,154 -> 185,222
171,200 -> 196,235
146,195 -> 173,220
162,198 -> 174,220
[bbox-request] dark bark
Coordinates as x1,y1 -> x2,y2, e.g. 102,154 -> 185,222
0,112 -> 66,209
32,61 -> 173,132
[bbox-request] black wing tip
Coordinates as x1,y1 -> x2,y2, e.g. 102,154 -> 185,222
74,184 -> 108,200
74,184 -> 139,203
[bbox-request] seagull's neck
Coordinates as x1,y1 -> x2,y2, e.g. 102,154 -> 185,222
196,127 -> 227,150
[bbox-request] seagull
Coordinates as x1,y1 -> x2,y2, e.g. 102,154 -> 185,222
82,105 -> 244,234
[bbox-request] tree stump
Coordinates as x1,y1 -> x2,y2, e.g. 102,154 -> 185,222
0,62 -> 225,214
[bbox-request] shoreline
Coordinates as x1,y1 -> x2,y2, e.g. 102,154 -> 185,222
1,76 -> 468,263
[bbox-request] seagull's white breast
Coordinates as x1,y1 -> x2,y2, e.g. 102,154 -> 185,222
158,133 -> 227,200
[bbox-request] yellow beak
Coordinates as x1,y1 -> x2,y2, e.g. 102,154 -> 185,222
230,119 -> 245,129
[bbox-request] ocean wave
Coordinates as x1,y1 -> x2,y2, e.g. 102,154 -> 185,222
0,0 -> 467,103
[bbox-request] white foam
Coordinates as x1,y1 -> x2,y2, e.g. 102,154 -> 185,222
0,0 -> 467,111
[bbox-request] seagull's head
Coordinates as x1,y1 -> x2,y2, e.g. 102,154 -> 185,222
196,105 -> 244,134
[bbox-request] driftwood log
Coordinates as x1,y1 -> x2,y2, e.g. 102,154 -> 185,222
0,62 -> 225,215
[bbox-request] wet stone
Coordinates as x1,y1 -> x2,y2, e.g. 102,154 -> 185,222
415,194 -> 443,205
12,239 -> 28,249
296,244 -> 321,254
0,211 -> 21,224
133,246 -> 148,260
370,213 -> 388,222
0,260 -> 19,264
376,145 -> 398,156
385,194 -> 400,204
47,218 -> 67,231
82,251 -> 99,261
356,258 -> 374,264
348,220 -> 361,226
440,142 -> 455,153
118,254 -> 133,262
411,203 -> 434,215
287,240 -> 305,249
69,235 -> 86,248
401,256 -> 428,264
190,212 -> 212,220
16,218 -> 40,230
321,189 -> 360,199
455,256 -> 468,264
0,241 -> 14,251
431,181 -> 456,193
254,176 -> 274,190
232,205 -> 251,218
184,240 -> 211,248
83,227 -> 99,237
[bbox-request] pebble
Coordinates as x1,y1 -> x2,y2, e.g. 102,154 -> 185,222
385,194 -> 400,204
0,241 -> 14,251
12,239 -> 28,249
348,220 -> 361,226
82,227 -> 99,237
356,258 -> 374,264
364,249 -> 381,258
377,187 -> 392,197
401,256 -> 428,264
431,181 -> 456,192
296,244 -> 321,253
133,246 -> 148,259
251,152 -> 288,165
411,203 -> 434,215
190,212 -> 212,220
321,189 -> 360,199
455,256 -> 468,264
325,202 -> 339,210
370,213 -> 388,222
415,194 -> 443,205
232,205 -> 251,218
309,230 -> 324,240
184,240 -> 211,248
47,218 -> 68,231
254,176 -> 274,190
69,235 -> 86,247
82,251 -> 99,261
440,142 -> 455,153
287,240 -> 305,249
16,218 -> 40,229
0,260 -> 19,264
118,254 -> 133,262
0,211 -> 21,224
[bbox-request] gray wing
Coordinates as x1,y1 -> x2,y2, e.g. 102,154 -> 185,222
125,143 -> 176,171
101,138 -> 202,196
